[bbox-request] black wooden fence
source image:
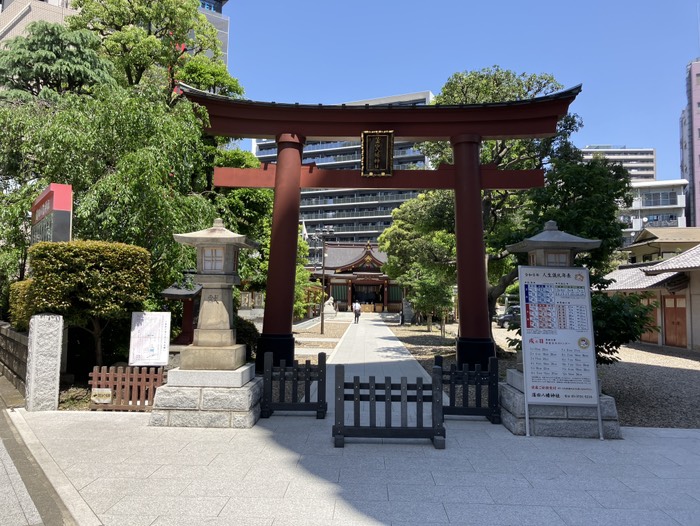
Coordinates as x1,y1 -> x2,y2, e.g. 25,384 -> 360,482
435,356 -> 500,424
261,352 -> 327,419
332,365 -> 445,449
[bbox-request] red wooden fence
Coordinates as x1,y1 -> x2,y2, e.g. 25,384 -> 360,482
88,366 -> 164,412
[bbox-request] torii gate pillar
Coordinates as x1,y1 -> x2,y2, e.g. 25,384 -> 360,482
256,133 -> 305,367
452,134 -> 494,366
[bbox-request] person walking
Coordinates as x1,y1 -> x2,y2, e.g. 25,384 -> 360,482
353,301 -> 361,323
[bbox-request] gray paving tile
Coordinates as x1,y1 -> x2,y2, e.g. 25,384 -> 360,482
180,478 -> 289,498
664,509 -> 700,526
553,507 -> 682,526
431,471 -> 532,488
218,496 -> 336,521
150,516 -> 272,526
443,503 -> 566,525
105,495 -> 228,517
526,473 -> 631,491
487,486 -> 602,508
97,516 -> 158,526
333,499 -> 449,523
388,483 -> 493,504
588,490 -> 700,510
285,479 -> 388,501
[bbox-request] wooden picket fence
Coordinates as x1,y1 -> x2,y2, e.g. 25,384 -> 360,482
88,366 -> 164,412
261,352 -> 327,418
435,356 -> 501,424
332,365 -> 445,449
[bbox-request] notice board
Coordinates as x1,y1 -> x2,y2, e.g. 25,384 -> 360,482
128,312 -> 171,366
518,266 -> 599,406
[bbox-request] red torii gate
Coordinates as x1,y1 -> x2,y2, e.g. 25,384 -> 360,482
179,84 -> 581,370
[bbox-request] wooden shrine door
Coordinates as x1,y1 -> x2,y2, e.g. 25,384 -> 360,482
663,295 -> 687,348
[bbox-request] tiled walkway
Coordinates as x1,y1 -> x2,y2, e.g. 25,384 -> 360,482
5,313 -> 700,525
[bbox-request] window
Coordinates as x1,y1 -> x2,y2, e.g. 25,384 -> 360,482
203,247 -> 224,271
545,252 -> 569,267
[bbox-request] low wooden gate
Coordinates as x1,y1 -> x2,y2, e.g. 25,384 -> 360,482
88,366 -> 164,411
332,365 -> 445,449
261,352 -> 327,418
435,356 -> 501,423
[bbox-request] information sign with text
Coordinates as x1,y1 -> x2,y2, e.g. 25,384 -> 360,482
518,266 -> 598,406
128,312 -> 171,366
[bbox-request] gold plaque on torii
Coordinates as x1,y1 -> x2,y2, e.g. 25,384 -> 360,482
361,131 -> 394,177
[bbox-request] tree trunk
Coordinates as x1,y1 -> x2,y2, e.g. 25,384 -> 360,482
440,315 -> 446,338
427,314 -> 433,332
91,317 -> 103,366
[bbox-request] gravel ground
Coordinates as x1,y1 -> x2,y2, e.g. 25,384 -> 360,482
388,320 -> 700,429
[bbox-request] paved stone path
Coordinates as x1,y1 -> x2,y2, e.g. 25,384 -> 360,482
3,313 -> 700,525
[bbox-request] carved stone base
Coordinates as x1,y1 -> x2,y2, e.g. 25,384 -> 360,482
179,343 -> 246,370
499,369 -> 621,439
149,367 -> 261,429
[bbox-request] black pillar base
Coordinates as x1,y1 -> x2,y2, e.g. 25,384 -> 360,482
456,337 -> 495,369
255,334 -> 295,373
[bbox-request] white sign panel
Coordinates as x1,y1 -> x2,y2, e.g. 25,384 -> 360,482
128,312 -> 171,366
518,266 -> 598,406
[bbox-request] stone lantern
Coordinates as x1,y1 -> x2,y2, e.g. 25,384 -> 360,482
505,220 -> 601,374
150,219 -> 263,429
173,218 -> 257,370
499,221 -> 620,438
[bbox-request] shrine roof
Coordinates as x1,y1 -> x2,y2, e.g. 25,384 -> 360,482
178,84 -> 582,142
322,242 -> 387,269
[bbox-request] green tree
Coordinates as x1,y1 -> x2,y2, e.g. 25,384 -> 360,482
68,0 -> 241,100
0,21 -> 115,100
397,263 -> 453,334
12,241 -> 150,365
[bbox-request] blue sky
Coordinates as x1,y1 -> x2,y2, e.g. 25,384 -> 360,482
223,1 -> 700,180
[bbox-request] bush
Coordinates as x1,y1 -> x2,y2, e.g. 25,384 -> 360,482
9,278 -> 33,332
235,315 -> 259,362
15,240 -> 150,365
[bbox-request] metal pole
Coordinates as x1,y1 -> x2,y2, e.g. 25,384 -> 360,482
320,237 -> 326,335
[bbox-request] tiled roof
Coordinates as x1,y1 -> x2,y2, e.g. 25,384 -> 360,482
603,266 -> 678,291
643,243 -> 700,275
629,227 -> 700,247
324,243 -> 387,269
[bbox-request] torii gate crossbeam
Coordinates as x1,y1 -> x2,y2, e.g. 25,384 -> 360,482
179,84 -> 581,370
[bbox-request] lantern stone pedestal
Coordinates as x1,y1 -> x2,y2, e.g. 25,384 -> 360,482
150,219 -> 262,428
499,370 -> 621,439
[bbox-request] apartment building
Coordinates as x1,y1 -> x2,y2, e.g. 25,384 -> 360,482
581,145 -> 656,180
252,91 -> 434,262
618,178 -> 688,246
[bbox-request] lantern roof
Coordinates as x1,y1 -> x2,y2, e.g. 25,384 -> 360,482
506,221 -> 601,254
173,219 -> 258,248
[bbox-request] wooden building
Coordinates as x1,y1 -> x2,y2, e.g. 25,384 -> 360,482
310,242 -> 402,313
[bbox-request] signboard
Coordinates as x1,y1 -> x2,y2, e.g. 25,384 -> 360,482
518,266 -> 599,406
361,130 -> 394,176
30,183 -> 73,244
90,388 -> 113,404
128,312 -> 171,366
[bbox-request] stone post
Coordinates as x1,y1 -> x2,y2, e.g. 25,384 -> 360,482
25,314 -> 63,411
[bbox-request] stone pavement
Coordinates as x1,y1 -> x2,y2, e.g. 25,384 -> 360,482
4,313 -> 700,525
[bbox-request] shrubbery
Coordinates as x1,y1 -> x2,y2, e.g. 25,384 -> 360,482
10,240 -> 150,364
